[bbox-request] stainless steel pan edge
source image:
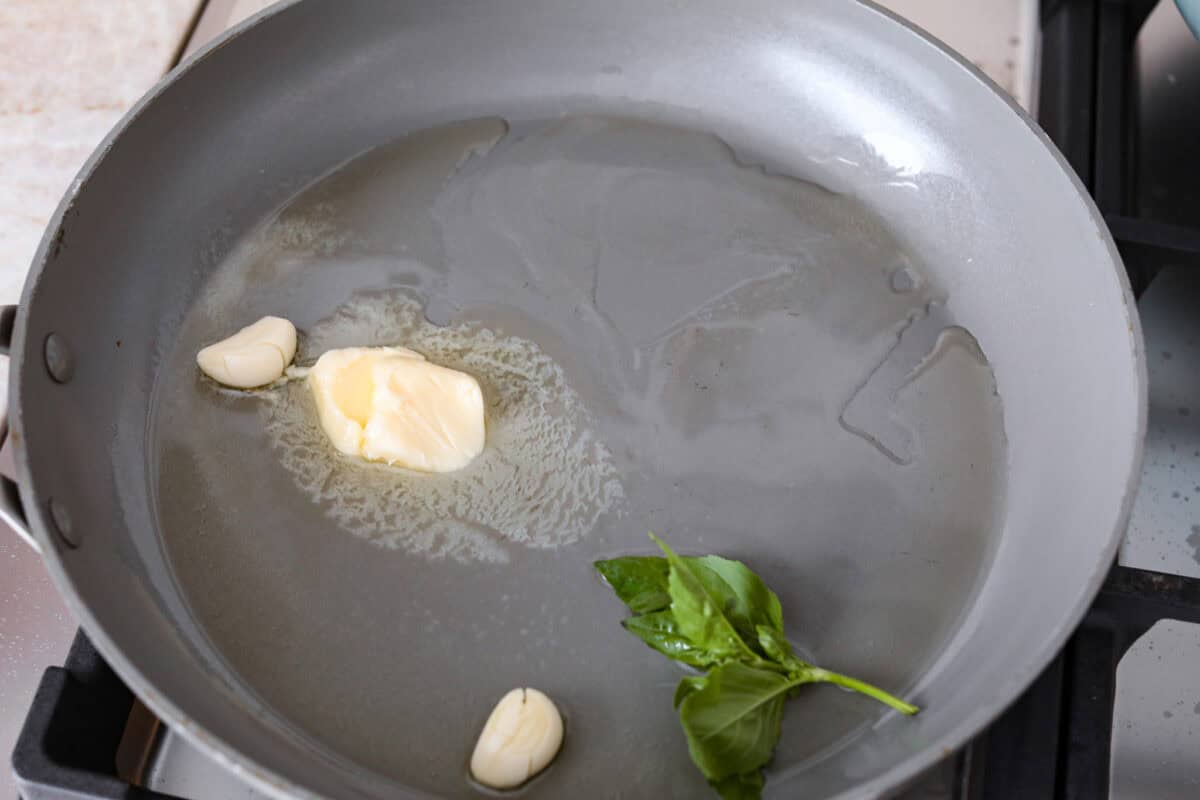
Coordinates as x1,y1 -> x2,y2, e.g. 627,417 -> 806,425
5,0 -> 1147,797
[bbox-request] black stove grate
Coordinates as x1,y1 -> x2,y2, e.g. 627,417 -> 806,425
1041,0 -> 1200,298
12,1 -> 1200,798
967,567 -> 1200,799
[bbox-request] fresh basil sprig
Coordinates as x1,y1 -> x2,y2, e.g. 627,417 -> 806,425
595,533 -> 918,799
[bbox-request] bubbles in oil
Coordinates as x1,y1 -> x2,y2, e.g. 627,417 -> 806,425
261,292 -> 624,563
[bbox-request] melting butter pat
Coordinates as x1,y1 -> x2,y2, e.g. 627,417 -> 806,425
196,316 -> 297,389
308,346 -> 485,473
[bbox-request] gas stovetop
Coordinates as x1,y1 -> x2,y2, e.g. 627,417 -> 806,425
10,1 -> 1200,798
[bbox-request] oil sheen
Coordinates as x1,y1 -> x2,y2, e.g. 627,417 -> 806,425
263,294 -> 623,563
152,116 -> 1006,797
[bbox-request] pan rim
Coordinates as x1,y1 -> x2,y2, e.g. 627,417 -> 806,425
9,0 -> 1147,798
12,4 -> 329,797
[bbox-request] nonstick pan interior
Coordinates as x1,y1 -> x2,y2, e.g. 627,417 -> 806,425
153,115 -> 1005,796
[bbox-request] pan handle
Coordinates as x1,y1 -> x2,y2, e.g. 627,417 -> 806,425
0,305 -> 37,553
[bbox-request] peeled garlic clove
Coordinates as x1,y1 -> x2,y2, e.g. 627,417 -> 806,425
196,316 -> 297,389
470,688 -> 564,789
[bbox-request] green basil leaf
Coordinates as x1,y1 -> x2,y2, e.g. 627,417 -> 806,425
755,625 -> 797,666
595,552 -> 783,658
710,770 -> 765,800
694,555 -> 785,635
677,661 -> 800,782
594,557 -> 671,614
674,672 -> 709,709
623,611 -> 712,669
682,559 -> 762,653
650,534 -> 755,663
602,535 -> 921,800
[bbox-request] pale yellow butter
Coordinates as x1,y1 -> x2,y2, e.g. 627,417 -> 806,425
308,346 -> 485,473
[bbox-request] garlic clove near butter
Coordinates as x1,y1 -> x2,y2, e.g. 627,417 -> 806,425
196,316 -> 298,389
470,688 -> 564,790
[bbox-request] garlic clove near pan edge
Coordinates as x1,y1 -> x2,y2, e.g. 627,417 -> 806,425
196,316 -> 298,389
470,687 -> 564,789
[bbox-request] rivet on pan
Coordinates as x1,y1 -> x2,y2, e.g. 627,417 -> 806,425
44,333 -> 75,383
47,497 -> 79,548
